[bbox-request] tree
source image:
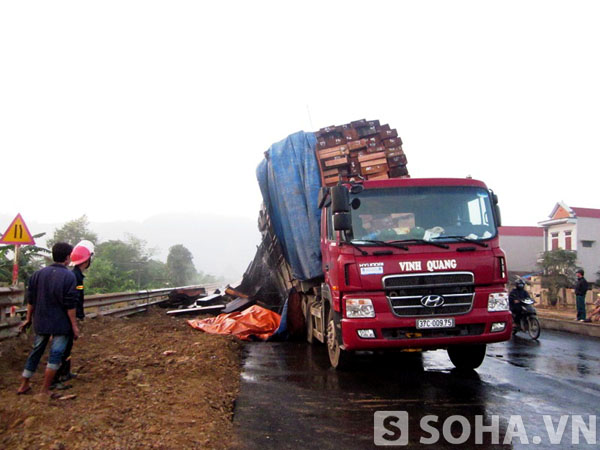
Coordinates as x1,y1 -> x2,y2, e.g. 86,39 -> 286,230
167,245 -> 197,287
48,215 -> 98,248
0,232 -> 50,285
196,270 -> 223,284
144,260 -> 170,289
85,257 -> 134,294
86,235 -> 168,294
538,249 -> 578,306
87,236 -> 148,293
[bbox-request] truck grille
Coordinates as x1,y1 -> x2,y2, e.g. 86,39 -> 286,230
383,272 -> 474,317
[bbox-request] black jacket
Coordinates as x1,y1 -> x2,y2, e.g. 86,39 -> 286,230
509,287 -> 530,310
27,264 -> 77,335
73,266 -> 86,319
575,277 -> 589,296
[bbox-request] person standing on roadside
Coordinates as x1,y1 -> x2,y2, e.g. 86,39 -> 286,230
17,242 -> 79,398
574,269 -> 589,322
53,240 -> 94,387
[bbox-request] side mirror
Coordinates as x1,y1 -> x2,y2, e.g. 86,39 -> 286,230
490,190 -> 502,227
333,212 -> 352,231
331,185 -> 350,213
494,204 -> 502,227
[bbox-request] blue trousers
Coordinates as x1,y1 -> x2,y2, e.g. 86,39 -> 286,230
22,334 -> 69,378
576,295 -> 587,320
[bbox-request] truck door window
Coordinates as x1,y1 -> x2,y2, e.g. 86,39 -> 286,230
326,207 -> 334,241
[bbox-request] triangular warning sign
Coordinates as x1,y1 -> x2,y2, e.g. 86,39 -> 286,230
0,213 -> 36,245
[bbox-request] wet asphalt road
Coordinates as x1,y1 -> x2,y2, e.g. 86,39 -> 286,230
232,330 -> 599,449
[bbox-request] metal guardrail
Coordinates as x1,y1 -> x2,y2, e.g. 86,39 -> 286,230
83,288 -> 175,319
0,286 -> 25,340
0,283 -> 221,340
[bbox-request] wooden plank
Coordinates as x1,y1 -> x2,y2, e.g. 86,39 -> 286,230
367,173 -> 390,181
347,139 -> 368,150
361,163 -> 389,175
358,151 -> 386,163
317,144 -> 349,160
324,156 -> 349,168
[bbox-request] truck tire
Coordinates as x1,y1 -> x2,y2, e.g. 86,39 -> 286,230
447,344 -> 486,370
326,307 -> 351,369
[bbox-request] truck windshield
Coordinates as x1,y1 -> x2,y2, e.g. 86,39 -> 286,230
350,186 -> 497,243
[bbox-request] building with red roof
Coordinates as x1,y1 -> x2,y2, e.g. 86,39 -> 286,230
538,202 -> 600,277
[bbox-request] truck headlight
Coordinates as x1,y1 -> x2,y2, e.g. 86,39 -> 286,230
346,298 -> 375,318
488,292 -> 509,312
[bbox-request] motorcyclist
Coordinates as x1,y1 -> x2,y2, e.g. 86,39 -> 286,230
509,279 -> 530,327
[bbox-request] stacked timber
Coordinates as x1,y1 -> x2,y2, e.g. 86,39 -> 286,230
314,119 -> 409,187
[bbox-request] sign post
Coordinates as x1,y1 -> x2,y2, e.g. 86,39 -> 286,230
0,213 -> 36,286
12,245 -> 20,285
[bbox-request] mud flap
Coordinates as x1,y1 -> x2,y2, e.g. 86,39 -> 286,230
333,308 -> 345,349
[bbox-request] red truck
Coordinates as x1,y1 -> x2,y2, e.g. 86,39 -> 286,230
248,128 -> 511,370
304,176 -> 512,369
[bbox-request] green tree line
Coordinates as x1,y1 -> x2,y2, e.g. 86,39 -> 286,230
0,215 -> 222,294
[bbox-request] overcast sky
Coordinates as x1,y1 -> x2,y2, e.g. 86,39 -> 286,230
1,1 -> 599,230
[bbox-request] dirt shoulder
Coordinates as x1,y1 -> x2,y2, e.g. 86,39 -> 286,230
0,307 -> 242,449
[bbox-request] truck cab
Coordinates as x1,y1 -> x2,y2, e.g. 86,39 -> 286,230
307,177 -> 512,369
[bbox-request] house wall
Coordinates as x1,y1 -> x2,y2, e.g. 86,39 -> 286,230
576,217 -> 600,277
499,235 -> 544,273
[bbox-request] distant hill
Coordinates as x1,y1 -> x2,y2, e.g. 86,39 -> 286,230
1,213 -> 260,282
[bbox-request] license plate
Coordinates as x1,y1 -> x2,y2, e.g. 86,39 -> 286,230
416,318 -> 455,329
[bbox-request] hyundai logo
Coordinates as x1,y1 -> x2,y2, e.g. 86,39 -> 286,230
420,295 -> 445,308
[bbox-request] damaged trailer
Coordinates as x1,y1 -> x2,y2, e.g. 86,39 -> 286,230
237,131 -> 324,340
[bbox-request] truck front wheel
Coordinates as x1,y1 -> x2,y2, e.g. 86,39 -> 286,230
326,308 -> 351,369
447,344 -> 486,370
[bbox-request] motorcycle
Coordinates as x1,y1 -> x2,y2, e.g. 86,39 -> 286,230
512,297 -> 541,340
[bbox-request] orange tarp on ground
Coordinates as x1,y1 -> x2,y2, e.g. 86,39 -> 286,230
187,305 -> 281,341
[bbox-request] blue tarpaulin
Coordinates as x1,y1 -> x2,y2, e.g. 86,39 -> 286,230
256,131 -> 322,281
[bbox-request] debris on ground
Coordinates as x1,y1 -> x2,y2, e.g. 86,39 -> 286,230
166,293 -> 227,316
222,297 -> 255,314
187,305 -> 281,341
0,307 -> 242,449
160,287 -> 208,309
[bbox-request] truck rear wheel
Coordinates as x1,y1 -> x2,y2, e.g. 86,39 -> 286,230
447,344 -> 486,370
326,307 -> 351,369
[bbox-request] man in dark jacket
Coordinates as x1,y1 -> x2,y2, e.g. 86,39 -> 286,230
54,240 -> 94,386
17,243 -> 79,397
509,279 -> 530,327
575,269 -> 589,321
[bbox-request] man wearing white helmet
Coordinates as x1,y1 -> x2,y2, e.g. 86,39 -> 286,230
53,240 -> 94,388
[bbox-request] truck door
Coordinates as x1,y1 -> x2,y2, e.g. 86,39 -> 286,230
321,206 -> 341,310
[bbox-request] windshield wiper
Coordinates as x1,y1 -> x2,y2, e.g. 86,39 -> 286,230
390,239 -> 450,249
351,239 -> 409,251
342,240 -> 369,256
432,235 -> 489,248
